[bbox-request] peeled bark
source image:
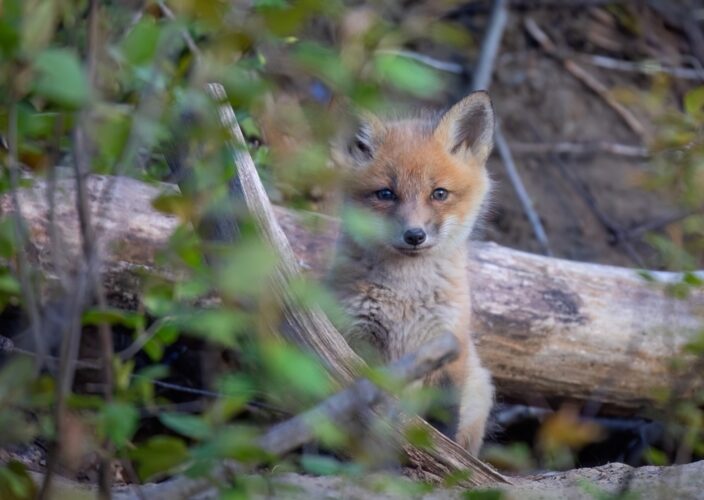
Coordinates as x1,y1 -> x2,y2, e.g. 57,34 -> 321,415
1,174 -> 703,415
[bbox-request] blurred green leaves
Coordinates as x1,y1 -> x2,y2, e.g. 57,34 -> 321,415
160,412 -> 213,440
32,48 -> 89,109
130,435 -> 189,480
21,0 -> 58,55
0,462 -> 36,500
99,402 -> 139,449
373,53 -> 443,97
684,86 -> 704,121
119,18 -> 162,68
263,341 -> 332,402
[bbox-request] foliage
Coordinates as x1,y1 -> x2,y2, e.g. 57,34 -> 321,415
0,0 -> 482,497
0,0 -> 702,497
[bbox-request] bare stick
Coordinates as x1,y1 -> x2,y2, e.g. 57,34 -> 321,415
510,140 -> 649,158
471,0 -> 553,256
472,0 -> 508,91
259,332 -> 459,456
495,128 -> 553,255
376,49 -> 464,74
157,1 -> 201,58
624,208 -> 704,241
524,17 -> 647,139
5,99 -> 46,370
576,53 -> 704,81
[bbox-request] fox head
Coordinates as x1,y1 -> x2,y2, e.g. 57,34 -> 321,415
333,91 -> 495,257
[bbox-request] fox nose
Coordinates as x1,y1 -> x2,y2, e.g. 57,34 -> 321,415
403,228 -> 427,246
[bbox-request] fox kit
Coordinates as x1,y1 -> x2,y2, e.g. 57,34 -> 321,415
328,91 -> 495,454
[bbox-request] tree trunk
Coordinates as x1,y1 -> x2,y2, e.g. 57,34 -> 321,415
2,174 -> 703,415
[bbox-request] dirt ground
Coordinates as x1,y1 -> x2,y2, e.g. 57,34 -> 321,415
454,6 -> 696,269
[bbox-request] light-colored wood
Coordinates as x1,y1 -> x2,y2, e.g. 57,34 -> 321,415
2,174 -> 702,415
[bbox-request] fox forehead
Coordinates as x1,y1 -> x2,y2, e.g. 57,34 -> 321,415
350,120 -> 481,197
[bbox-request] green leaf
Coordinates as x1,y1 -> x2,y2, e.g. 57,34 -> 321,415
0,461 -> 36,500
113,358 -> 135,392
21,0 -> 58,54
443,469 -> 473,488
340,206 -> 390,246
463,490 -> 504,500
210,375 -> 254,421
404,423 -> 433,450
684,86 -> 704,118
152,193 -> 195,220
130,435 -> 189,480
217,239 -> 279,299
374,54 -> 443,97
32,48 -> 89,109
143,282 -> 175,316
120,17 -> 161,67
17,106 -> 57,139
0,218 -> 18,258
191,425 -> 266,464
159,413 -> 212,440
264,342 -> 332,399
82,308 -> 145,330
99,402 -> 138,448
683,272 -> 704,287
644,447 -> 668,466
0,0 -> 22,57
176,309 -> 249,347
142,321 -> 180,361
294,42 -> 350,90
0,273 -> 20,295
94,105 -> 131,165
300,455 -> 341,476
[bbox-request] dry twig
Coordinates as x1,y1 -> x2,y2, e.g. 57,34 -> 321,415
576,53 -> 704,81
472,0 -> 553,256
523,17 -> 647,140
510,140 -> 650,159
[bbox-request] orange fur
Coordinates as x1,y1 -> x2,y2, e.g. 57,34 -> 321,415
328,92 -> 496,455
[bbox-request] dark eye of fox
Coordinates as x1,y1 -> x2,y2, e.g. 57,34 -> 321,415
432,188 -> 449,201
375,188 -> 396,201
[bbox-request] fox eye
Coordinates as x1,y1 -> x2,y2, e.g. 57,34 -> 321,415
375,188 -> 396,201
431,188 -> 449,201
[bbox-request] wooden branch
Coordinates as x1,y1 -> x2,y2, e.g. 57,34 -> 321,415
523,17 -> 647,140
2,174 -> 703,415
472,1 -> 553,256
510,140 -> 650,159
576,53 -> 704,82
258,332 -> 459,456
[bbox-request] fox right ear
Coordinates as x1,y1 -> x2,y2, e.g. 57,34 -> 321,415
434,91 -> 495,166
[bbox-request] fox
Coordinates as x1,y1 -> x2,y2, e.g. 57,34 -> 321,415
327,91 -> 495,455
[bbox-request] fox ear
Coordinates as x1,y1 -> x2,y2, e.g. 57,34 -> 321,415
335,111 -> 385,168
434,91 -> 495,166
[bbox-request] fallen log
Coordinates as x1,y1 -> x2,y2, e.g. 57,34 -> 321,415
2,174 -> 703,415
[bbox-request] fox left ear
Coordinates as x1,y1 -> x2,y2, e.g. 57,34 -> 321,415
434,91 -> 495,166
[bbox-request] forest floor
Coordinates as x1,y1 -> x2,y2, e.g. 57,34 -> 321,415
442,4 -> 700,269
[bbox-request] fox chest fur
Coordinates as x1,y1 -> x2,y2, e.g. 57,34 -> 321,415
332,246 -> 471,362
